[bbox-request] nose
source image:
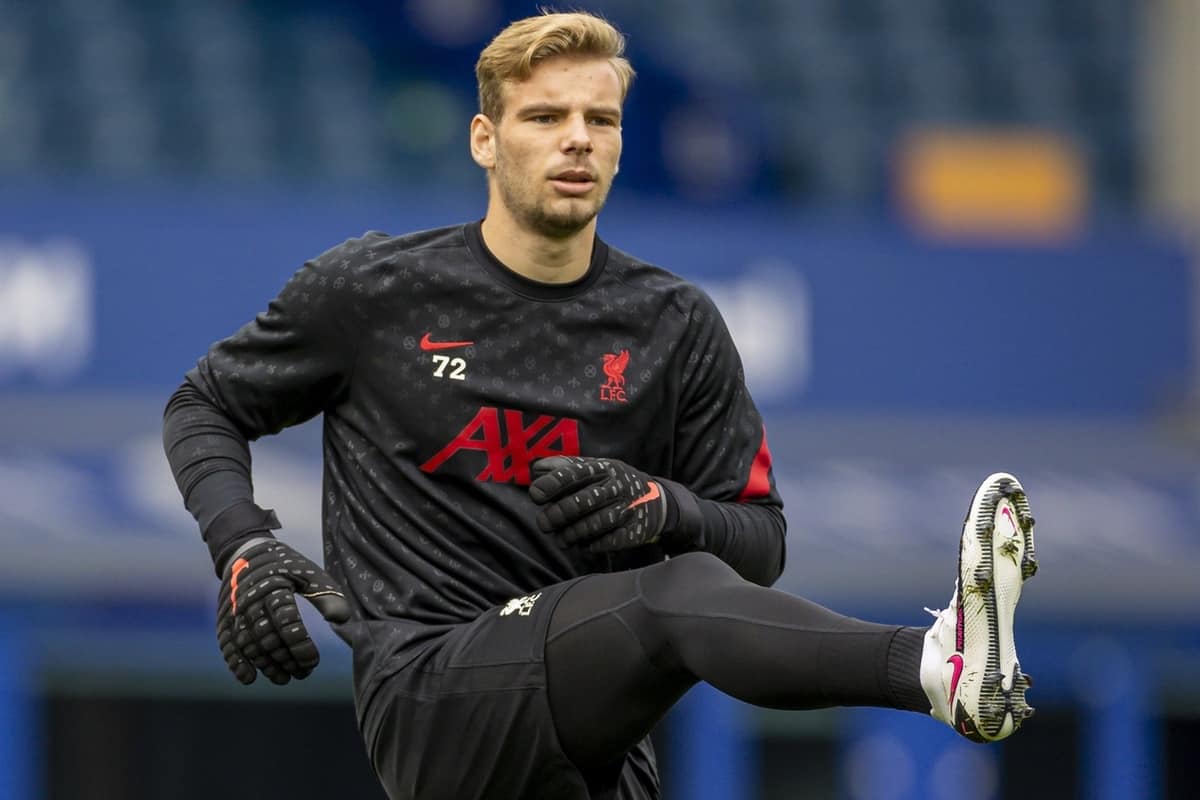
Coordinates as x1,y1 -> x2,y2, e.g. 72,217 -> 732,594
561,113 -> 593,155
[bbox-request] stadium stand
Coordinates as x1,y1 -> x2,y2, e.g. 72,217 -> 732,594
0,0 -> 1139,209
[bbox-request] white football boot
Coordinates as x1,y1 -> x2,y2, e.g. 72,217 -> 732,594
920,473 -> 1038,742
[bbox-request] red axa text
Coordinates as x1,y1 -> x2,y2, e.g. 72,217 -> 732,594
420,407 -> 581,484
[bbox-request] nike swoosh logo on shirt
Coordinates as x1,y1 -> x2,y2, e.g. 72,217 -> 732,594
627,481 -> 661,510
420,333 -> 474,351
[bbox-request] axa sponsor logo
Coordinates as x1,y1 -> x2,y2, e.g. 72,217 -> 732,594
420,406 -> 580,484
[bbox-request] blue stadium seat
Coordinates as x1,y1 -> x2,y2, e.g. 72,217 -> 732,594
0,0 -> 1140,209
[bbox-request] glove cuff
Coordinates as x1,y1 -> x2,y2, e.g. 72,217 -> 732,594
655,477 -> 705,553
222,536 -> 278,574
205,501 -> 281,576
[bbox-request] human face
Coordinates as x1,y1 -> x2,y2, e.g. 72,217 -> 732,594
472,55 -> 623,239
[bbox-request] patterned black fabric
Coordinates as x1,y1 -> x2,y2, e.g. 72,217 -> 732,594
165,220 -> 784,706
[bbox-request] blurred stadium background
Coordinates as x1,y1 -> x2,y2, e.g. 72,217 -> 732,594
0,0 -> 1197,798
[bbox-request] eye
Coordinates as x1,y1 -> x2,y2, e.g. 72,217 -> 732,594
589,117 -> 617,127
530,114 -> 557,124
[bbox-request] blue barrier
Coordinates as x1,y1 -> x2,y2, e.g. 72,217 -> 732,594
668,683 -> 757,800
0,186 -> 1192,416
841,707 -> 1000,800
0,619 -> 35,800
1079,639 -> 1162,800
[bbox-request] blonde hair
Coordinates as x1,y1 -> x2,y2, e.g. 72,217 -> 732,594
476,11 -> 635,121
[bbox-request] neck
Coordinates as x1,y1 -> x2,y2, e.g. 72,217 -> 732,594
480,204 -> 596,284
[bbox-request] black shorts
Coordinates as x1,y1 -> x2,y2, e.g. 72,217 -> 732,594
360,577 -> 660,800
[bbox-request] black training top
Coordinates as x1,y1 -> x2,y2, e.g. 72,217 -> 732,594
164,220 -> 783,701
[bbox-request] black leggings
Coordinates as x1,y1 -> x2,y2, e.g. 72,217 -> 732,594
545,552 -> 926,769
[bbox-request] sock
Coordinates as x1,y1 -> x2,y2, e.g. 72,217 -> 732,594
887,626 -> 930,713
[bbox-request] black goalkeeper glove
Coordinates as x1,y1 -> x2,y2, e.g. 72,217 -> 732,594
529,456 -> 675,553
216,537 -> 351,685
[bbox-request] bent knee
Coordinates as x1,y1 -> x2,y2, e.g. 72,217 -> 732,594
639,552 -> 743,610
662,551 -> 741,583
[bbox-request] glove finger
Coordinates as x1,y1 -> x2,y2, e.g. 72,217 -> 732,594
535,479 -> 624,532
238,604 -> 294,683
239,571 -> 291,614
529,457 -> 611,503
218,587 -> 260,684
286,561 -> 352,625
270,551 -> 350,623
254,617 -> 298,676
530,469 -> 607,504
252,592 -> 310,678
557,502 -> 626,546
304,590 -> 351,624
234,614 -> 268,670
280,634 -> 318,679
222,642 -> 257,684
588,527 -> 636,553
217,615 -> 257,684
248,628 -> 298,684
261,662 -> 292,685
529,455 -> 582,481
257,609 -> 298,685
233,614 -> 287,685
265,593 -> 318,677
217,572 -> 235,611
220,641 -> 253,680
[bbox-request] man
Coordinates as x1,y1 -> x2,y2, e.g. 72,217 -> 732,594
162,11 -> 1038,799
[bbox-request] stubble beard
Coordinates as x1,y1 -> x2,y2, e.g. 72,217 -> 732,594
495,159 -> 610,239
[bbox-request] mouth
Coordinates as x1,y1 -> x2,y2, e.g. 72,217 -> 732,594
549,169 -> 597,196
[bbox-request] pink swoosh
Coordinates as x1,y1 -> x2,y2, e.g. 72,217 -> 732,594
1001,505 -> 1016,531
947,654 -> 964,705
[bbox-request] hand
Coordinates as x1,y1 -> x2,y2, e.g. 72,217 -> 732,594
529,456 -> 670,552
216,538 -> 351,685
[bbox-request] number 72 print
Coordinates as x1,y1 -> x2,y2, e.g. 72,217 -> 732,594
431,354 -> 467,381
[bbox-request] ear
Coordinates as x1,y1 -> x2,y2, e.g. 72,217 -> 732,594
470,114 -> 496,169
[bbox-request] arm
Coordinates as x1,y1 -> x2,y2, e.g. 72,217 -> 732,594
663,289 -> 786,584
657,468 -> 785,587
162,235 -> 379,682
164,235 -> 376,569
163,380 -> 276,574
